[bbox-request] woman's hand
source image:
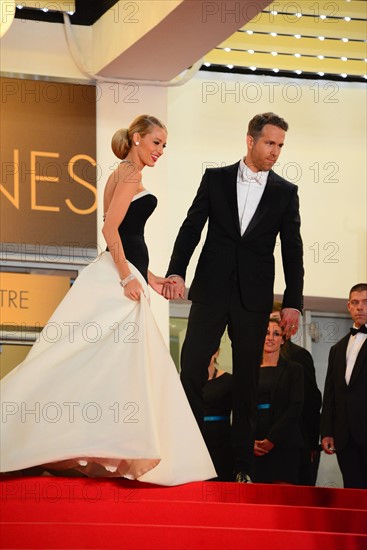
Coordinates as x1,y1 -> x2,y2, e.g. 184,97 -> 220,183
254,438 -> 274,456
254,440 -> 267,456
123,278 -> 144,301
148,272 -> 176,296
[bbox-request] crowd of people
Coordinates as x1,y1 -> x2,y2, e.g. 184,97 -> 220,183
0,113 -> 366,489
202,283 -> 366,491
203,307 -> 320,487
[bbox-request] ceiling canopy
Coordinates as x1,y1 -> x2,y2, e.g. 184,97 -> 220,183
12,0 -> 367,82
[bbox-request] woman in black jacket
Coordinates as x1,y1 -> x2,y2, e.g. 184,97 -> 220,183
253,318 -> 304,484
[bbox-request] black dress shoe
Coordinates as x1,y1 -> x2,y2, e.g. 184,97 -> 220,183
235,471 -> 252,483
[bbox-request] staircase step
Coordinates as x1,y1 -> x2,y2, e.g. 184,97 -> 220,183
1,522 -> 366,550
2,498 -> 367,535
1,477 -> 366,550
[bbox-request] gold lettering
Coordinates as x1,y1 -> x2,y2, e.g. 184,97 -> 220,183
66,154 -> 97,215
30,151 -> 60,212
0,149 -> 19,208
0,289 -> 28,308
19,290 -> 29,309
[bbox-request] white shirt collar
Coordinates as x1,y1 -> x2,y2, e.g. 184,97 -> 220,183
239,158 -> 269,185
351,323 -> 367,333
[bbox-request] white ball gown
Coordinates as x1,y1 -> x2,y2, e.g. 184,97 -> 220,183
0,191 -> 216,485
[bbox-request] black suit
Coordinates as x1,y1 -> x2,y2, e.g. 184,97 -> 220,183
167,162 -> 304,475
320,333 -> 367,488
281,341 -> 322,485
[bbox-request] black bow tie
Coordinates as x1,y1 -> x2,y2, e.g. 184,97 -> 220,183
350,325 -> 367,336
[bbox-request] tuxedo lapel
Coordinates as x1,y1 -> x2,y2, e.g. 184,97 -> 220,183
349,338 -> 367,386
335,335 -> 350,387
222,162 -> 241,235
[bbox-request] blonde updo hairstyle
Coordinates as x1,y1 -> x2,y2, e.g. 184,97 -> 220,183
111,115 -> 167,160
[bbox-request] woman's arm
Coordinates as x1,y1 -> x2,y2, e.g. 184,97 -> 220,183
102,163 -> 143,300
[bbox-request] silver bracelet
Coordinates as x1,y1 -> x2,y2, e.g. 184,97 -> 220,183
120,273 -> 136,287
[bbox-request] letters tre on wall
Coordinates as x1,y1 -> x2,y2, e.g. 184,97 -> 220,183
0,77 -> 97,249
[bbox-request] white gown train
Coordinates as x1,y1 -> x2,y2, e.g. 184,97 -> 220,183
0,252 -> 216,485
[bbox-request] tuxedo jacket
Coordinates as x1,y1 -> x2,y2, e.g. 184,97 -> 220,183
167,162 -> 304,312
281,341 -> 322,450
320,334 -> 367,450
260,357 -> 304,449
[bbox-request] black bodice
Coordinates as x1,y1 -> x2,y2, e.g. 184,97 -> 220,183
116,193 -> 157,282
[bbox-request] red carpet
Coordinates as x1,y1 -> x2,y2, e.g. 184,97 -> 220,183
1,476 -> 366,549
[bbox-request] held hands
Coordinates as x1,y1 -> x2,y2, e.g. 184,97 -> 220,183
321,436 -> 336,455
162,276 -> 185,300
148,273 -> 177,296
280,308 -> 300,339
254,438 -> 274,456
123,273 -> 185,301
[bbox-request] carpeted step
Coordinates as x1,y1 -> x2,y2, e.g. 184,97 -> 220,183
2,497 -> 366,535
1,477 -> 366,550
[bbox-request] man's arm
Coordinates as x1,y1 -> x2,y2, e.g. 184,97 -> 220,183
279,185 -> 304,334
320,346 -> 336,450
163,171 -> 210,299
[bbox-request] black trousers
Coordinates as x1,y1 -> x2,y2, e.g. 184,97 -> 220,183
180,281 -> 269,477
337,444 -> 367,489
299,447 -> 321,486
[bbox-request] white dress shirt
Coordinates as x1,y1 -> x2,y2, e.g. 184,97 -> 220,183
237,159 -> 269,235
345,324 -> 367,385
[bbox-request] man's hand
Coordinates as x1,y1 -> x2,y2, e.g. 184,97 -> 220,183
280,308 -> 300,339
322,436 -> 336,454
162,276 -> 185,300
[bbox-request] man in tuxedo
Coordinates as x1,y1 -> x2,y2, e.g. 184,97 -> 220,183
321,283 -> 367,489
272,301 -> 322,485
164,113 -> 304,481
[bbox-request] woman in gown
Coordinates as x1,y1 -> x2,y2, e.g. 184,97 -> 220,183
0,115 -> 216,486
253,318 -> 304,484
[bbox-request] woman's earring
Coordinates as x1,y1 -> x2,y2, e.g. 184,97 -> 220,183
135,141 -> 140,146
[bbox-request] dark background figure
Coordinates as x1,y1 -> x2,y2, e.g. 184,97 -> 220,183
163,112 -> 304,482
253,319 -> 304,485
203,349 -> 233,481
272,301 -> 322,486
321,283 -> 367,489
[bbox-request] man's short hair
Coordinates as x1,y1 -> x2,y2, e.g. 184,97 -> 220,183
349,283 -> 367,298
248,113 -> 289,141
